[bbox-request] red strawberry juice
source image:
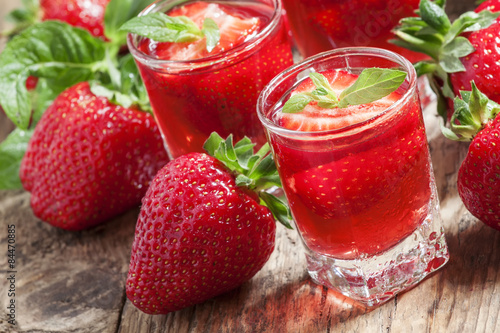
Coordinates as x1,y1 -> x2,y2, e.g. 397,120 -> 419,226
282,0 -> 426,63
259,53 -> 434,260
128,0 -> 294,158
274,84 -> 430,260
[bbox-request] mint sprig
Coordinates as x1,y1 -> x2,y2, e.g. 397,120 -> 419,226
120,13 -> 221,52
203,132 -> 293,229
283,68 -> 407,113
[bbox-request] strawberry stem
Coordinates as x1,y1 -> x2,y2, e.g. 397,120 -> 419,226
442,81 -> 500,141
203,132 -> 293,229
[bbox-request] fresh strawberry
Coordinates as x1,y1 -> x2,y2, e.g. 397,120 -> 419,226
0,3 -> 156,190
126,133 -> 291,314
19,82 -> 169,231
393,0 -> 500,122
40,0 -> 110,38
443,83 -> 500,230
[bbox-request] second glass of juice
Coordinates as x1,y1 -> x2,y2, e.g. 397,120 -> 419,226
257,47 -> 449,306
128,0 -> 294,159
282,0 -> 424,62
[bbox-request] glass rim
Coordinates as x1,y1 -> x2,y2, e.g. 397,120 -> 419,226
257,47 -> 418,139
126,0 -> 283,73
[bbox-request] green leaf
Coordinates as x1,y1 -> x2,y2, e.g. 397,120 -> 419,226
419,0 -> 451,34
202,18 -> 220,53
90,53 -> 152,112
414,61 -> 437,76
0,128 -> 33,189
442,36 -> 475,58
391,31 -> 441,59
203,132 -> 291,229
0,21 -> 107,129
282,93 -> 314,114
259,191 -> 293,229
310,72 -> 338,101
338,68 -> 407,108
439,54 -> 466,73
120,12 -> 203,43
104,0 -> 157,44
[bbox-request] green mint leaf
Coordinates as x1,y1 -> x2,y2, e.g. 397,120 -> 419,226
309,72 -> 338,103
0,128 -> 33,189
104,0 -> 156,44
338,68 -> 407,108
90,53 -> 152,112
259,191 -> 294,229
0,21 -> 107,129
419,0 -> 451,34
282,93 -> 314,113
202,18 -> 220,53
120,12 -> 203,43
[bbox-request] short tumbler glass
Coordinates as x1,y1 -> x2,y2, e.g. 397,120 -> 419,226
128,0 -> 294,159
257,47 -> 449,307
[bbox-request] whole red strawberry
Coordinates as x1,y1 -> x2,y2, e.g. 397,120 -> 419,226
126,134 -> 291,314
444,83 -> 500,230
19,82 -> 169,231
40,0 -> 110,38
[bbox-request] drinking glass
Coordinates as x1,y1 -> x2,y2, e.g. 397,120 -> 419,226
257,47 -> 449,306
128,0 -> 294,159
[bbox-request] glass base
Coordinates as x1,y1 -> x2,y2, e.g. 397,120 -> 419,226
304,194 -> 449,307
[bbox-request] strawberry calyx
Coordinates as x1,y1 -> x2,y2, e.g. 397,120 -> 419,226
392,0 -> 499,121
443,81 -> 500,141
203,132 -> 293,229
120,12 -> 221,53
283,68 -> 407,114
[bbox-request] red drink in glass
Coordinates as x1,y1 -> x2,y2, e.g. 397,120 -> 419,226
274,83 -> 431,259
128,0 -> 294,158
258,47 -> 449,306
282,0 -> 425,62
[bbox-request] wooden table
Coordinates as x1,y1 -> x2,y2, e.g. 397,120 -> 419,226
2,1 -> 499,332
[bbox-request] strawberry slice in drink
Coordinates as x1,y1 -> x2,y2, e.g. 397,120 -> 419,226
142,2 -> 262,60
278,70 -> 398,131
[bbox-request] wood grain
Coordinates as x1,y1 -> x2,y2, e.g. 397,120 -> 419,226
1,0 -> 500,332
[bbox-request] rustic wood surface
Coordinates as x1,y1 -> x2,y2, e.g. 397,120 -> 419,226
2,0 -> 499,332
